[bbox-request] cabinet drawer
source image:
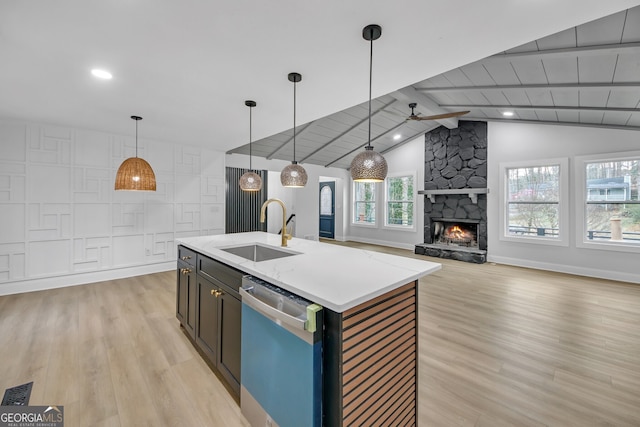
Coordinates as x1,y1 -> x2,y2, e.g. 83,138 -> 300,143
178,245 -> 197,267
198,255 -> 243,293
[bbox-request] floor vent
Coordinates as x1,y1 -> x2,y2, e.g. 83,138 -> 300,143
1,381 -> 33,406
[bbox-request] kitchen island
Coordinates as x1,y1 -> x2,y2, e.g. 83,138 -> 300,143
176,232 -> 441,426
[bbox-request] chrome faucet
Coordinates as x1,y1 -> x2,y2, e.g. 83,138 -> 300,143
260,198 -> 292,247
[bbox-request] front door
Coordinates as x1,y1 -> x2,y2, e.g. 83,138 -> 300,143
319,181 -> 335,239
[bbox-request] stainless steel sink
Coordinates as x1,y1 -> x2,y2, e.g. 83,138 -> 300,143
221,244 -> 300,262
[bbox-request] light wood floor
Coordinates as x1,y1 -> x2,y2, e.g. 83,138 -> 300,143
1,243 -> 639,426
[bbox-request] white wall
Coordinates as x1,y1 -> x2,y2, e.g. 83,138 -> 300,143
0,119 -> 226,295
488,121 -> 640,283
347,135 -> 425,250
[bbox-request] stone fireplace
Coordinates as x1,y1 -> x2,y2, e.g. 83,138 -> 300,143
415,121 -> 488,263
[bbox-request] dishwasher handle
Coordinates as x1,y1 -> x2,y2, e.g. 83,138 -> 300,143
240,287 -> 309,334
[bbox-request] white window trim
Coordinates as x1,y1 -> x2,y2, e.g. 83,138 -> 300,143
383,172 -> 417,232
575,150 -> 640,254
351,180 -> 377,227
499,157 -> 569,247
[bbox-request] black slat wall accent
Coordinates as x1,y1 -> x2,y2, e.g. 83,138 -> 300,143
225,167 -> 268,233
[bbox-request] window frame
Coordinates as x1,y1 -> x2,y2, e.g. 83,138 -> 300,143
575,151 -> 640,254
352,180 -> 377,227
499,157 -> 569,246
383,172 -> 416,231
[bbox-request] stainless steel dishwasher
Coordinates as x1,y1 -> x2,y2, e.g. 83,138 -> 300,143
240,275 -> 323,427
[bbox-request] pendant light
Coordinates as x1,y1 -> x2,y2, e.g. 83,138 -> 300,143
280,72 -> 308,188
114,116 -> 157,191
350,24 -> 388,182
239,100 -> 263,192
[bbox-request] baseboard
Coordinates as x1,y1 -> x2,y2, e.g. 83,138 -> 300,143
345,236 -> 416,251
487,255 -> 640,285
0,261 -> 176,296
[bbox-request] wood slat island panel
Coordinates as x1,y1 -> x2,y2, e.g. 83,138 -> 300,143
324,281 -> 417,426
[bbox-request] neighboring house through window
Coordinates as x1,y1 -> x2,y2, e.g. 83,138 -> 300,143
576,152 -> 640,253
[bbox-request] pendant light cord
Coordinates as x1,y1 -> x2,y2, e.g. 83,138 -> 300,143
135,119 -> 138,158
293,78 -> 297,162
367,32 -> 373,149
249,105 -> 253,170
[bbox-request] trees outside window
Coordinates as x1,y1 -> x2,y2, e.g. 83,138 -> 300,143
505,164 -> 561,239
353,182 -> 376,224
386,175 -> 414,227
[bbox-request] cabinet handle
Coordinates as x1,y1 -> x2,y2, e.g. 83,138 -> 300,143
180,268 -> 192,275
210,289 -> 223,298
181,255 -> 192,261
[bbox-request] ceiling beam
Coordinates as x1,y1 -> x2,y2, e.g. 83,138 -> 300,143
392,86 -> 459,129
485,41 -> 640,62
265,121 -> 314,160
324,119 -> 407,168
299,99 -> 397,164
466,116 -> 640,132
439,104 -> 640,113
417,82 -> 640,94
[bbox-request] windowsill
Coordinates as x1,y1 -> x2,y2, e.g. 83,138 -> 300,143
576,239 -> 640,254
499,234 -> 568,247
382,225 -> 416,233
352,222 -> 377,228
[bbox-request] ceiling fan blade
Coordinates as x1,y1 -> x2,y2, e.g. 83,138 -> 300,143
414,111 -> 470,120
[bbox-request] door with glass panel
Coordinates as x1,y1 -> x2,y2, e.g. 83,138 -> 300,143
319,181 -> 335,239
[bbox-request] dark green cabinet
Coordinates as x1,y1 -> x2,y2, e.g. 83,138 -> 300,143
177,245 -> 243,398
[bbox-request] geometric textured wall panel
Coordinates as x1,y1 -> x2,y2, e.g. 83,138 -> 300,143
0,119 -> 226,289
28,240 -> 70,277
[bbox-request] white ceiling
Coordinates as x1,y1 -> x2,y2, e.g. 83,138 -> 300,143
2,0 -> 639,161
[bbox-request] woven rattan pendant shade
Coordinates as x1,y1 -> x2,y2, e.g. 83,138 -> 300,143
115,116 -> 156,191
115,157 -> 156,191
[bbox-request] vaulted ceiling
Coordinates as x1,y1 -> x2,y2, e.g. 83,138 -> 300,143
231,6 -> 640,170
1,1 -> 639,166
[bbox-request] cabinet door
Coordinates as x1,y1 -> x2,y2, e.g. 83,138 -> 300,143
195,276 -> 219,364
217,290 -> 242,395
177,261 -> 196,339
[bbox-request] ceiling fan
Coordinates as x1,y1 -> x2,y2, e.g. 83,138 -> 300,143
405,102 -> 469,121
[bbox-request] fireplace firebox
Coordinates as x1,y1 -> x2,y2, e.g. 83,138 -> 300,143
432,219 -> 478,248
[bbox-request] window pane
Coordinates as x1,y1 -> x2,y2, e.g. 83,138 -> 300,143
586,160 -> 637,202
387,176 -> 413,201
320,185 -> 332,215
507,165 -> 559,202
354,202 -> 375,223
585,203 -> 640,244
387,202 -> 413,226
507,202 -> 559,238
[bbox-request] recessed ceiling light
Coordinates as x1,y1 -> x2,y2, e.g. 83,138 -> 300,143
393,134 -> 402,140
502,111 -> 514,117
91,69 -> 112,80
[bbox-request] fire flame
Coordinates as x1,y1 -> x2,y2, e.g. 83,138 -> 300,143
449,225 -> 465,239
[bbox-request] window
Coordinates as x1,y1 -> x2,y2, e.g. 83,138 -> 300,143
578,154 -> 640,251
385,175 -> 414,228
500,158 -> 568,246
353,181 -> 376,225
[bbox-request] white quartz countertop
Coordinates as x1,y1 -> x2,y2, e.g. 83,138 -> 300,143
176,232 -> 441,312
